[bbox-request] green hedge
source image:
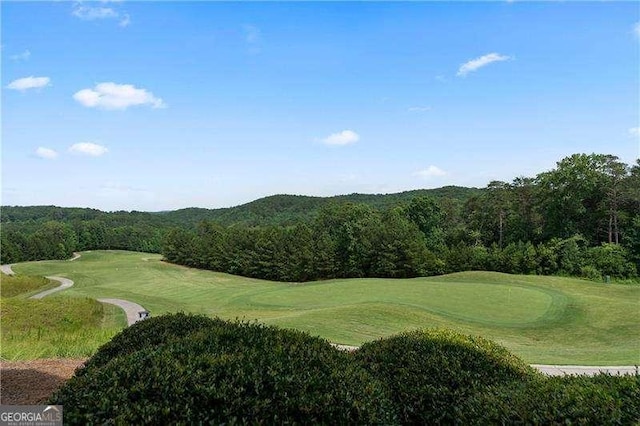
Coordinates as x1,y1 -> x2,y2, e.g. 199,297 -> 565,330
353,329 -> 539,424
78,312 -> 225,375
52,315 -> 639,424
461,373 -> 640,424
51,316 -> 396,424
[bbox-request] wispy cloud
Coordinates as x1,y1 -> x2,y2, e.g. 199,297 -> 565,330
72,2 -> 130,26
243,24 -> 261,44
73,82 -> 166,110
119,13 -> 131,27
457,53 -> 511,77
72,4 -> 118,20
101,181 -> 149,193
414,165 -> 447,179
407,106 -> 432,113
634,22 -> 640,39
320,130 -> 360,146
10,50 -> 31,61
242,24 -> 262,54
629,127 -> 640,137
69,142 -> 109,157
35,147 -> 58,159
6,76 -> 50,91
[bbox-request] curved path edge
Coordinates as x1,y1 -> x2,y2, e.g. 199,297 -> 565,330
1,252 -> 81,277
1,264 -> 15,276
30,276 -> 74,299
98,299 -> 148,326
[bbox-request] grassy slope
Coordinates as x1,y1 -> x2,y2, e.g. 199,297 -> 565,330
0,274 -> 126,360
0,275 -> 58,298
12,250 -> 640,365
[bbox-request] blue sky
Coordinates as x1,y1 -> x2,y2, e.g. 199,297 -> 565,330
2,1 -> 639,211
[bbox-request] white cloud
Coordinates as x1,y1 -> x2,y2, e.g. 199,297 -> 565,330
634,22 -> 640,39
242,24 -> 262,54
72,3 -> 130,26
414,165 -> 447,179
101,181 -> 148,193
35,147 -> 58,159
457,53 -> 511,77
72,5 -> 118,20
243,24 -> 261,44
407,106 -> 432,113
6,76 -> 50,91
69,142 -> 109,157
321,130 -> 360,146
119,13 -> 131,27
73,82 -> 166,110
10,50 -> 31,61
629,127 -> 640,137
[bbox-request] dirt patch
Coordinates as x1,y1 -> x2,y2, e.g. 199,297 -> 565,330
0,358 -> 86,404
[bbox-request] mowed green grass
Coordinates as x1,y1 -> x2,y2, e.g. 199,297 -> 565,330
12,250 -> 640,365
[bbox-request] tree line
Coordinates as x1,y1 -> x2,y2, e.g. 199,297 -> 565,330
1,219 -> 166,264
2,153 -> 639,281
163,153 -> 640,281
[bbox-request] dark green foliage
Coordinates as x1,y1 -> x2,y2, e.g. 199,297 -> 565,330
163,202 -> 435,282
79,313 -> 225,374
461,373 -> 640,425
158,187 -> 480,227
588,243 -> 637,279
354,329 -> 538,424
51,314 -> 396,425
0,208 -> 173,264
49,316 -> 640,424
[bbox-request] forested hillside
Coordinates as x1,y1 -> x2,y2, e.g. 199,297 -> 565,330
0,186 -> 477,263
2,153 -> 639,282
156,186 -> 480,227
162,153 -> 640,281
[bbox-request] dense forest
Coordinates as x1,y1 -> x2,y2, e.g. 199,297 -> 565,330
2,153 -> 639,282
0,186 -> 476,263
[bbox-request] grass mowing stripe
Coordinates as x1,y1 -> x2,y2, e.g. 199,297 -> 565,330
11,250 -> 640,364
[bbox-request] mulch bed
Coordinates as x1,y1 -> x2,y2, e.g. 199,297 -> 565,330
0,359 -> 86,405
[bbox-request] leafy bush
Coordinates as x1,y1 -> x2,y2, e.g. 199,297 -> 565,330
79,312 -> 225,374
52,315 -> 639,424
52,315 -> 396,425
580,265 -> 602,281
461,373 -> 640,425
354,329 -> 538,424
588,243 -> 638,279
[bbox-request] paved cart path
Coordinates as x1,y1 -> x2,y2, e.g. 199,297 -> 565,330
1,264 -> 15,275
97,298 -> 148,326
30,276 -> 74,299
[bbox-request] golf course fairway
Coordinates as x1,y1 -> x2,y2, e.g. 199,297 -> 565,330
9,250 -> 640,365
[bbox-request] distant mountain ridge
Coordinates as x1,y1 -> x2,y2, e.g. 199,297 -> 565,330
156,186 -> 481,226
1,185 -> 480,227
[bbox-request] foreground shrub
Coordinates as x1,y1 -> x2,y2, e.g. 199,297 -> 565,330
354,329 -> 538,424
461,373 -> 640,424
79,312 -> 225,374
51,317 -> 396,424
